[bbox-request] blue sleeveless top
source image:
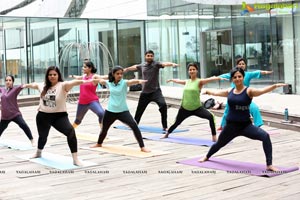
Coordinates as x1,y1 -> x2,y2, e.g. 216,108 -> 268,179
226,87 -> 252,122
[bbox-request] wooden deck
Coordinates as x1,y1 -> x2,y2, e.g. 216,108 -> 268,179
0,100 -> 299,200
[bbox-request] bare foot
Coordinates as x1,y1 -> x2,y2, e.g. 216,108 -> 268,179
73,159 -> 83,166
31,149 -> 42,158
161,133 -> 169,139
198,157 -> 209,163
163,128 -> 168,133
212,135 -> 217,142
266,165 -> 278,171
141,147 -> 151,153
90,143 -> 102,148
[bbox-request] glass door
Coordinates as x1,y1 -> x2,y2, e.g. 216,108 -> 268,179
200,29 -> 233,88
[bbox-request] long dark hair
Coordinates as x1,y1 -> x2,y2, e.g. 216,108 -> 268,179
230,67 -> 245,81
108,66 -> 123,82
85,61 -> 97,73
41,66 -> 63,97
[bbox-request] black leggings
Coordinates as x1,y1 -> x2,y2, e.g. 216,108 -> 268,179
0,115 -> 33,140
168,106 -> 216,136
206,120 -> 273,166
36,111 -> 77,153
134,88 -> 168,129
97,110 -> 145,148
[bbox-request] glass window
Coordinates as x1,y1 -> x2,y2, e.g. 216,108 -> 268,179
293,2 -> 300,93
89,19 -> 117,75
117,20 -> 144,79
27,17 -> 58,91
0,17 -> 26,89
58,18 -> 88,79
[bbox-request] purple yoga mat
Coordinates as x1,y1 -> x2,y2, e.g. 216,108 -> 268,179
178,157 -> 299,177
144,135 -> 215,147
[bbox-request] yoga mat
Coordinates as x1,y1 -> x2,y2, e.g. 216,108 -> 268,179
144,135 -> 215,147
0,139 -> 35,150
114,125 -> 189,134
17,152 -> 97,170
81,144 -> 170,158
178,157 -> 299,177
76,133 -> 122,142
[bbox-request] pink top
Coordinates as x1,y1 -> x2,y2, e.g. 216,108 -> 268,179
78,74 -> 99,104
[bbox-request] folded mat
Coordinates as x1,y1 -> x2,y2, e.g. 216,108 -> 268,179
178,157 -> 299,177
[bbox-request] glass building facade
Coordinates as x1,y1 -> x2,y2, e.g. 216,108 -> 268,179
0,0 -> 299,95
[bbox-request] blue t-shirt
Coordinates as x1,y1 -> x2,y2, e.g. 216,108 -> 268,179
219,70 -> 261,87
106,79 -> 128,112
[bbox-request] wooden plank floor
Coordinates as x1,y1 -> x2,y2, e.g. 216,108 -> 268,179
0,100 -> 299,200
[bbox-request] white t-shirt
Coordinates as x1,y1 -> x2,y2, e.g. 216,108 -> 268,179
37,82 -> 68,113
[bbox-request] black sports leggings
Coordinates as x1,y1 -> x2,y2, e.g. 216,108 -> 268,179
168,106 -> 216,136
97,110 -> 145,148
0,115 -> 33,140
36,111 -> 77,153
134,88 -> 168,129
206,120 -> 273,166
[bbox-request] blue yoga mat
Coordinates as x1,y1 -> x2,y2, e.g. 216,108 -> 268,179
0,139 -> 34,150
114,125 -> 189,134
144,135 -> 215,146
17,152 -> 97,170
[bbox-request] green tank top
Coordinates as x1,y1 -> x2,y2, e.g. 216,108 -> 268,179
181,79 -> 202,111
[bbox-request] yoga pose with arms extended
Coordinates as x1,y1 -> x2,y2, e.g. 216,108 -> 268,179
24,66 -> 98,165
124,50 -> 178,131
91,66 -> 150,152
162,62 -> 227,142
200,67 -> 286,171
69,61 -> 107,129
218,58 -> 273,130
0,75 -> 34,146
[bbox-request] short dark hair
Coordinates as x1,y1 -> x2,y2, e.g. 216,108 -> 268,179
145,50 -> 154,56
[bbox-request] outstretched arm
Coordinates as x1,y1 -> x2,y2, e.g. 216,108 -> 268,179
248,83 -> 287,98
22,82 -> 39,90
166,79 -> 186,85
123,65 -> 138,73
64,79 -> 99,91
69,75 -> 82,80
127,79 -> 147,87
199,76 -> 228,86
204,88 -> 230,97
260,70 -> 273,75
161,62 -> 178,67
